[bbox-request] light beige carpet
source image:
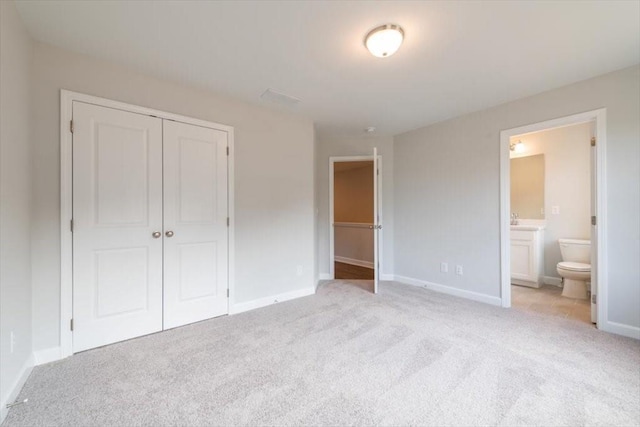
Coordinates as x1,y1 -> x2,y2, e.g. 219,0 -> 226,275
4,280 -> 640,426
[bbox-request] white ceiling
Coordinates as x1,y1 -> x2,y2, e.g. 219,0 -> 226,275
15,0 -> 640,137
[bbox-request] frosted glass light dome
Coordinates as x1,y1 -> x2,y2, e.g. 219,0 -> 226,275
365,24 -> 404,58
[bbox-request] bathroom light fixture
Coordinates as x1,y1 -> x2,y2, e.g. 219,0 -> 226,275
510,140 -> 525,153
364,24 -> 404,58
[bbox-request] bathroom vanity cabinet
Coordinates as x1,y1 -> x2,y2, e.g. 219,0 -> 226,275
510,225 -> 545,287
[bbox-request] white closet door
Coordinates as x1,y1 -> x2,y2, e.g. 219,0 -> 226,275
163,120 -> 229,329
72,102 -> 163,353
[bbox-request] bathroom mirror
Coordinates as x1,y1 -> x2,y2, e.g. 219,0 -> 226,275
511,154 -> 545,219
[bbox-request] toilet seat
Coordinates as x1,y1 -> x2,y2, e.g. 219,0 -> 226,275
557,261 -> 590,272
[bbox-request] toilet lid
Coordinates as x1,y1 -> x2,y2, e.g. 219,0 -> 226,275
558,261 -> 590,272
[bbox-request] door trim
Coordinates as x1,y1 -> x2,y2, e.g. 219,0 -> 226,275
328,155 -> 383,281
60,90 -> 235,358
499,109 -> 607,330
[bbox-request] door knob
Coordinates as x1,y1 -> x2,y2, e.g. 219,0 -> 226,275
152,231 -> 161,238
165,231 -> 174,238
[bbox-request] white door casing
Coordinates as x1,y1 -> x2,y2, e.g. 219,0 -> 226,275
163,120 -> 229,329
72,102 -> 164,353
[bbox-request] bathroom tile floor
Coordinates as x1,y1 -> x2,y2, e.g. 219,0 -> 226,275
511,284 -> 593,325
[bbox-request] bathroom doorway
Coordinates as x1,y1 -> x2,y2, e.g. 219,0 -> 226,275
329,154 -> 382,292
500,109 -> 607,329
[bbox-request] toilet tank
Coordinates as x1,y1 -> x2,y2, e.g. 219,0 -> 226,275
558,238 -> 591,263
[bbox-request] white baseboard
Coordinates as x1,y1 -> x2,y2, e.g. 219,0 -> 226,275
544,276 -> 563,287
394,275 -> 502,306
334,256 -> 374,269
318,273 -> 332,280
34,347 -> 62,366
0,353 -> 34,424
599,320 -> 640,340
229,287 -> 316,315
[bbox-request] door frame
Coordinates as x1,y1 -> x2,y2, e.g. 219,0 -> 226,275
60,90 -> 235,358
499,109 -> 607,328
328,155 -> 383,280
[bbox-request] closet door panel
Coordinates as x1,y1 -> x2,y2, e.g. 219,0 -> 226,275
72,102 -> 163,353
163,120 -> 229,329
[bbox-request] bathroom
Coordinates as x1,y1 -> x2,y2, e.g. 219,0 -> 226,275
509,121 -> 593,324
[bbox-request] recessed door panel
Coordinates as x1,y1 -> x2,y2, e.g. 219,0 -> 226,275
178,242 -> 218,301
95,247 -> 149,317
163,120 -> 228,329
178,138 -> 217,223
95,124 -> 149,225
73,102 -> 163,353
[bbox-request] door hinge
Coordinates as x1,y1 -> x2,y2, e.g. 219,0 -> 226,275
592,294 -> 597,304
227,217 -> 230,227
591,216 -> 596,226
377,169 -> 379,175
591,137 -> 596,147
70,219 -> 74,232
70,120 -> 74,133
227,289 -> 229,298
226,146 -> 229,156
70,318 -> 74,331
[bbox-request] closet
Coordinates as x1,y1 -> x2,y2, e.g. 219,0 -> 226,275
71,101 -> 229,352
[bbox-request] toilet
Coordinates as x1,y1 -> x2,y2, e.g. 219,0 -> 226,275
557,238 -> 591,299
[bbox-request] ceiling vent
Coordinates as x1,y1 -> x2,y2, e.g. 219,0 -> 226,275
260,88 -> 301,107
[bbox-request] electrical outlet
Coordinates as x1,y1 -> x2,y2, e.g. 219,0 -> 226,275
10,331 -> 15,353
552,205 -> 560,215
440,262 -> 448,273
456,265 -> 463,276
296,265 -> 303,277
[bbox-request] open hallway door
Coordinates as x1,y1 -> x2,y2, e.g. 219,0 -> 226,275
373,147 -> 380,294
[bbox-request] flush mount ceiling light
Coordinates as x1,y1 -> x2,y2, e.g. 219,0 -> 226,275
364,24 -> 404,58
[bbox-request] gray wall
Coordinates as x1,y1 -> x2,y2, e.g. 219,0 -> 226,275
316,135 -> 394,277
0,0 -> 33,418
30,42 -> 315,352
394,65 -> 640,329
